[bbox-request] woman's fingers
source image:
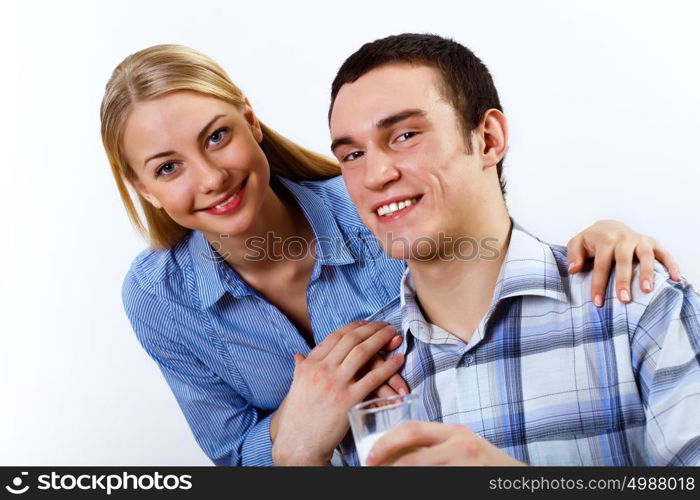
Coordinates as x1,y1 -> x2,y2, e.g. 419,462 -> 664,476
305,320 -> 368,362
338,326 -> 399,378
381,333 -> 403,353
372,383 -> 400,400
325,322 -> 395,367
635,242 -> 656,293
653,244 -> 682,282
590,246 -> 614,307
386,371 -> 409,395
352,353 -> 405,399
612,241 -> 636,304
566,233 -> 586,275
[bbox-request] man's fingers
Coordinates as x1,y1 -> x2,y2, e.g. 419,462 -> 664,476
590,247 -> 614,307
390,443 -> 454,466
365,421 -> 454,466
613,243 -> 635,304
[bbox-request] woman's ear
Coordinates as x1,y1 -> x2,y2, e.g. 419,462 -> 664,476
128,178 -> 163,209
242,97 -> 263,143
478,109 -> 508,169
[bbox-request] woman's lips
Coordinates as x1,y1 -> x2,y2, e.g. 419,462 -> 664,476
200,179 -> 247,215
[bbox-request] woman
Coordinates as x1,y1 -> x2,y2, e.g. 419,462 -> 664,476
101,45 -> 681,466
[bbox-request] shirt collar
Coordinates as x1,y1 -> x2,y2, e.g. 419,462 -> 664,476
275,176 -> 356,266
188,176 -> 356,308
493,221 -> 569,304
188,230 -> 250,307
397,221 -> 569,343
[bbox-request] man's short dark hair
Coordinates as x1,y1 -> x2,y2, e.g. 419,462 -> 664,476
330,33 -> 506,196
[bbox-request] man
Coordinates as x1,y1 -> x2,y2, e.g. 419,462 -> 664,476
328,33 -> 700,465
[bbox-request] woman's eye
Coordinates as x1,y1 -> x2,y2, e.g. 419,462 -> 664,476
207,127 -> 229,147
343,151 -> 364,163
155,162 -> 178,178
396,131 -> 418,142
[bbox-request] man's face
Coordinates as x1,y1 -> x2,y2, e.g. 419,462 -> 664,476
330,63 -> 494,260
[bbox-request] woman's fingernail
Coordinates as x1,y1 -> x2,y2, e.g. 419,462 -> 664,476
620,289 -> 630,302
568,262 -> 576,273
398,387 -> 408,395
594,295 -> 603,307
642,279 -> 652,292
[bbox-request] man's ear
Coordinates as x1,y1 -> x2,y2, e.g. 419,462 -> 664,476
478,109 -> 508,169
128,178 -> 162,209
242,97 -> 263,143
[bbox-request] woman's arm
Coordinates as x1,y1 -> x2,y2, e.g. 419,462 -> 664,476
123,273 -> 274,466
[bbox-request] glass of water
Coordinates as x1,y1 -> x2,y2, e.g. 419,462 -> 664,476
348,393 -> 427,466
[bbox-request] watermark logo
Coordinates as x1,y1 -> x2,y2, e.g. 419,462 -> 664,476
200,232 -> 502,264
5,472 -> 29,495
3,471 -> 192,496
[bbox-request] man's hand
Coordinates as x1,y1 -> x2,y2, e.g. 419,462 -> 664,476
567,219 -> 682,306
272,320 -> 405,466
365,421 -> 526,466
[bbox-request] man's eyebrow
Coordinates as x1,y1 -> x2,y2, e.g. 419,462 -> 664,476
330,109 -> 426,154
330,137 -> 354,153
143,114 -> 226,168
376,109 -> 426,129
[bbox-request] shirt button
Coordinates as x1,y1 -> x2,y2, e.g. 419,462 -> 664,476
464,355 -> 475,366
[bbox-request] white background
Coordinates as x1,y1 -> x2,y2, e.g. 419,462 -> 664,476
1,0 -> 698,465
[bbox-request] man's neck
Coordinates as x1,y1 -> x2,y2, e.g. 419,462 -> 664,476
408,214 -> 512,344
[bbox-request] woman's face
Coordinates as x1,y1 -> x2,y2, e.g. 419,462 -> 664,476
122,90 -> 270,239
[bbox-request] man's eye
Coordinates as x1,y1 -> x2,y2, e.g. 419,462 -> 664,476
342,151 -> 365,162
207,127 -> 229,147
396,131 -> 418,142
155,162 -> 178,178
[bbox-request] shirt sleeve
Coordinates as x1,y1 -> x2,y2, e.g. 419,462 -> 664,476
631,276 -> 700,466
122,271 -> 274,466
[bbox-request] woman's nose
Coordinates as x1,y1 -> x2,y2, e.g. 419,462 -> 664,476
195,160 -> 228,194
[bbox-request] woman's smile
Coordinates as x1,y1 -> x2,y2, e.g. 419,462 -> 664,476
197,176 -> 248,215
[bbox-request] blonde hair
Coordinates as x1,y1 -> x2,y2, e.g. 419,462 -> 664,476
100,44 -> 340,249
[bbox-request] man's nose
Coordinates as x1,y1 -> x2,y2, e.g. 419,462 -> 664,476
194,158 -> 228,193
364,149 -> 400,191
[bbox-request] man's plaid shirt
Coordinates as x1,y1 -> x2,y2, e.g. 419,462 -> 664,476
344,223 -> 700,466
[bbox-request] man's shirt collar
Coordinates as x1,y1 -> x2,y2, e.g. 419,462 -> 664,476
398,221 -> 569,345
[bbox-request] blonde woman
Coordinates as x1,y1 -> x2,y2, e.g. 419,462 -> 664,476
101,45 -> 681,466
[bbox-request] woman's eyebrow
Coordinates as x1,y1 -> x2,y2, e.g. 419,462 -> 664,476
196,114 -> 226,143
143,114 -> 227,168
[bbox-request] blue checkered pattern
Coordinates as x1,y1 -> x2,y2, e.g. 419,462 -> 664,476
344,223 -> 700,466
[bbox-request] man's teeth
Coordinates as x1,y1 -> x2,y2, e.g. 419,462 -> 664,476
376,197 -> 419,216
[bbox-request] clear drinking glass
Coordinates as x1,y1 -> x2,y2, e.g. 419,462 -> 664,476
348,393 -> 427,466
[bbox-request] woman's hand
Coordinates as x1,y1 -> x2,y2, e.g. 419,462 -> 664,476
567,220 -> 682,307
365,421 -> 526,466
271,320 -> 405,466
